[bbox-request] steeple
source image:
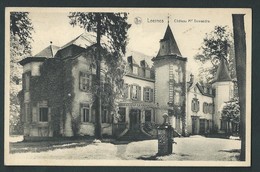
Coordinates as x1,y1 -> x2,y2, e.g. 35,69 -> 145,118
155,24 -> 182,58
212,58 -> 232,83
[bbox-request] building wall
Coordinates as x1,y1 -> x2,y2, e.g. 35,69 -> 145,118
123,75 -> 155,101
70,55 -> 103,136
212,81 -> 234,131
186,86 -> 214,134
22,61 -> 57,137
154,58 -> 186,134
154,63 -> 169,125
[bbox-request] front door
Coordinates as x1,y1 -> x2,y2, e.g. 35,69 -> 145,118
192,116 -> 199,134
129,109 -> 141,130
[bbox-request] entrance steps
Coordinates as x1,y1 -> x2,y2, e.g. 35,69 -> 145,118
118,129 -> 152,141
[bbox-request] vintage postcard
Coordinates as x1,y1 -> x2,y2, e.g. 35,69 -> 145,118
5,7 -> 251,166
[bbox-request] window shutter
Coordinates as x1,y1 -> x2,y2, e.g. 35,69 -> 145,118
138,86 -> 141,101
32,107 -> 37,122
130,85 -> 133,99
143,87 -> 146,102
48,107 -> 51,122
79,72 -> 82,90
91,108 -> 96,123
150,89 -> 154,102
80,104 -> 83,122
125,84 -> 129,98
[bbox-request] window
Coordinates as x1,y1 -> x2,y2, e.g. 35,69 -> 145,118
144,88 -> 150,101
203,102 -> 208,114
191,98 -> 199,112
131,85 -> 141,100
208,103 -> 214,114
145,69 -> 151,78
174,92 -> 180,105
133,66 -> 138,75
204,87 -> 207,93
132,85 -> 138,100
79,72 -> 91,92
145,110 -> 152,122
91,108 -> 96,123
102,108 -> 111,123
143,87 -> 153,102
118,107 -> 126,123
39,107 -> 48,122
81,104 -> 90,122
23,73 -> 30,91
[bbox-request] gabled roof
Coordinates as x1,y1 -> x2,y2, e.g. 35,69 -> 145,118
212,58 -> 232,83
34,45 -> 60,58
61,32 -> 96,49
197,82 -> 214,97
156,25 -> 182,57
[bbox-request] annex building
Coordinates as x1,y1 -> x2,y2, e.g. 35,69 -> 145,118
18,24 -> 234,140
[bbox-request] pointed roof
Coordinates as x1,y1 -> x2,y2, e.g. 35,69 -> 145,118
157,25 -> 182,57
34,45 -> 60,58
212,58 -> 232,83
61,32 -> 96,49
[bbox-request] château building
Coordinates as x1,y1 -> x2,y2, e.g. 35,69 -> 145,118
18,24 -> 234,140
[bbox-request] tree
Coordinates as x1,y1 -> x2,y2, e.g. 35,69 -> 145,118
232,14 -> 246,161
221,99 -> 240,134
10,12 -> 33,134
195,26 -> 236,83
68,12 -> 131,139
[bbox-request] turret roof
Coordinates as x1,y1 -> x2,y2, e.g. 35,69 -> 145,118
212,58 -> 232,83
157,25 -> 182,57
34,45 -> 60,58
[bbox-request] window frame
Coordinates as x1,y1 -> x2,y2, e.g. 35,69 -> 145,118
131,84 -> 141,100
81,104 -> 90,123
39,107 -> 48,122
132,66 -> 138,75
79,71 -> 91,92
118,107 -> 126,123
145,110 -> 152,122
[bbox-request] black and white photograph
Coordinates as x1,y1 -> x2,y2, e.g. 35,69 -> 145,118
4,8 -> 251,166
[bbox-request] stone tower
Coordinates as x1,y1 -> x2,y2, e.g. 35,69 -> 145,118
152,25 -> 187,135
212,58 -> 233,131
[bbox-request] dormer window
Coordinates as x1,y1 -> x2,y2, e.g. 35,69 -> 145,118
145,69 -> 151,78
133,66 -> 138,75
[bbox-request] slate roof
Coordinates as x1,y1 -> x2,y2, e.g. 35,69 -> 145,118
156,25 -> 182,57
61,32 -> 96,49
212,58 -> 232,83
34,45 -> 60,58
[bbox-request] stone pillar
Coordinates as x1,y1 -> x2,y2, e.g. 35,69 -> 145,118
157,114 -> 174,156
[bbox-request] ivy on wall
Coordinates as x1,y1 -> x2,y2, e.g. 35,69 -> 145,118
28,58 -> 78,136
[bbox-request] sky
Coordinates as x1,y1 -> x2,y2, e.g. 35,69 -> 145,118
20,8 -> 251,75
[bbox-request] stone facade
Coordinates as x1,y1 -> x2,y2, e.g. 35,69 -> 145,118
18,25 -> 234,139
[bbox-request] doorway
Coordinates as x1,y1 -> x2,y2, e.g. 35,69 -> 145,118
129,109 -> 141,130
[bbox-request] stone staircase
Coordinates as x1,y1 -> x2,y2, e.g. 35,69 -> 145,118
118,128 -> 153,141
